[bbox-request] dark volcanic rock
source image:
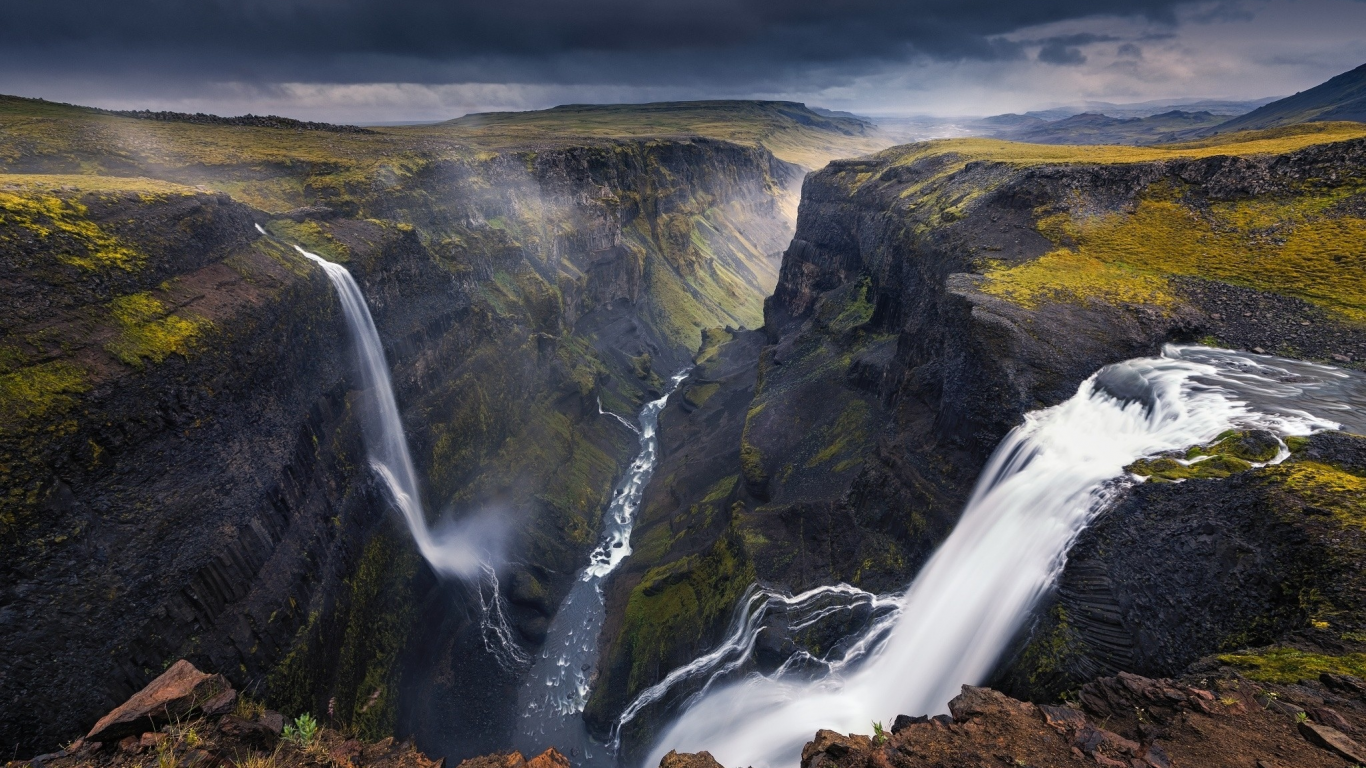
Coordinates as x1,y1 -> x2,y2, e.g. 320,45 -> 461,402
799,673 -> 1366,768
995,431 -> 1366,700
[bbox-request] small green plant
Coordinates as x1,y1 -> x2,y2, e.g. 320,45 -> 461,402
1296,711 -> 1310,723
282,713 -> 319,746
872,721 -> 887,745
234,695 -> 266,721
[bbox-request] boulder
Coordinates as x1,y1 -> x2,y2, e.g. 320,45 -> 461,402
86,660 -> 234,743
658,751 -> 725,768
217,715 -> 279,750
1297,721 -> 1366,764
525,749 -> 571,768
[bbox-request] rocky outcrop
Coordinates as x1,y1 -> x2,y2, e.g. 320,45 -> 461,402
7,659 -> 442,768
995,430 -> 1366,701
787,672 -> 1366,768
86,660 -> 236,743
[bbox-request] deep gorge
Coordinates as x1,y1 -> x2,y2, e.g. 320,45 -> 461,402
4,97 -> 1366,768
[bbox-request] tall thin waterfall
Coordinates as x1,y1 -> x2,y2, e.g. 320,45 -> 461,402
288,238 -> 493,580
643,345 -> 1366,768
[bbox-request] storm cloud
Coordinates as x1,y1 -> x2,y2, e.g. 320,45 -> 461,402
1,0 -> 1364,121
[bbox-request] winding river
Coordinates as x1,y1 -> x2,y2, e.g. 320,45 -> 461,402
514,372 -> 689,766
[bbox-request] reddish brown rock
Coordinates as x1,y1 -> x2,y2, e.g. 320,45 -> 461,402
658,751 -> 726,768
1297,720 -> 1366,764
86,660 -> 234,743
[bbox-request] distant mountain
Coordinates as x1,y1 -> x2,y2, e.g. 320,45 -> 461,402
1210,62 -> 1366,134
983,110 -> 1228,145
1021,97 -> 1277,121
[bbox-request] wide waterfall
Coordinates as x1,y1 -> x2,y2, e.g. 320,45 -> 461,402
642,345 -> 1366,768
285,235 -> 503,582
515,372 -> 689,766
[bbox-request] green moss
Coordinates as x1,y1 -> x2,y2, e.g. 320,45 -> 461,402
828,278 -> 875,333
1014,604 -> 1084,693
694,327 -> 732,366
805,399 -> 871,468
0,190 -> 143,270
618,527 -> 756,693
266,219 -> 350,263
1129,455 -> 1254,482
1261,460 -> 1366,528
684,382 -> 720,409
1218,647 -> 1366,683
1189,431 -> 1281,463
0,360 -> 89,429
332,531 -> 418,739
1127,430 -> 1283,482
105,292 -> 211,368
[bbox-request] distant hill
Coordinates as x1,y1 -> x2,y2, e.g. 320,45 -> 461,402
1022,97 -> 1278,121
435,100 -> 887,169
1211,62 -> 1366,134
982,110 -> 1227,145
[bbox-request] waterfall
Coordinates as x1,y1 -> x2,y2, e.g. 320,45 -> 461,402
643,345 -> 1366,768
514,372 -> 689,766
289,241 -> 496,580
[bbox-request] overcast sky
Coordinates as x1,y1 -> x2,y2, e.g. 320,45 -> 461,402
1,0 -> 1363,123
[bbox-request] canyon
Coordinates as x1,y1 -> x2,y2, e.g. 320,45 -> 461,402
3,90 -> 1366,768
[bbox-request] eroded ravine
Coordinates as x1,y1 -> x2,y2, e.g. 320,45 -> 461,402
513,372 -> 689,765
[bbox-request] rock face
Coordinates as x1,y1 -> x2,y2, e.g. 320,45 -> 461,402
995,430 -> 1366,700
588,130 -> 1366,749
0,189 -> 391,754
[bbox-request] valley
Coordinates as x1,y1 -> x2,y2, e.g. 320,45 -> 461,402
4,60 -> 1366,768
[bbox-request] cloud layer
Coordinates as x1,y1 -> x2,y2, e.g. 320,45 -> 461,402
1,0 -> 1363,122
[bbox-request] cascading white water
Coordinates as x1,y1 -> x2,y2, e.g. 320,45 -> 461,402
643,345 -> 1366,768
515,373 -> 688,766
289,241 -> 494,579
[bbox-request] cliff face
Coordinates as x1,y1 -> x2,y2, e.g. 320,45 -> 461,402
0,184 -> 387,753
0,99 -> 805,758
588,126 -> 1366,749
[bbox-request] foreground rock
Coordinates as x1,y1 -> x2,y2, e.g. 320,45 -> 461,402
786,673 -> 1366,768
6,660 -> 442,768
454,749 -> 572,768
85,660 -> 235,743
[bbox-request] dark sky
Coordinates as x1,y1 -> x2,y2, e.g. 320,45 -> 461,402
1,0 -> 1363,122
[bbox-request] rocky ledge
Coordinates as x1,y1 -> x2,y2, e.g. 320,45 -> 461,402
789,670 -> 1366,768
6,660 -> 442,768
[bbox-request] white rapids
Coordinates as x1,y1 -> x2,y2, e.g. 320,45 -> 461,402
515,372 -> 689,765
642,344 -> 1366,768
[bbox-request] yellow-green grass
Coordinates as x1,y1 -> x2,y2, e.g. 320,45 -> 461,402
0,361 -> 89,429
981,187 -> 1366,320
403,100 -> 889,169
1218,647 -> 1366,683
0,187 -> 148,270
105,292 -> 211,367
1262,460 -> 1366,529
0,173 -> 197,195
880,122 -> 1366,171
